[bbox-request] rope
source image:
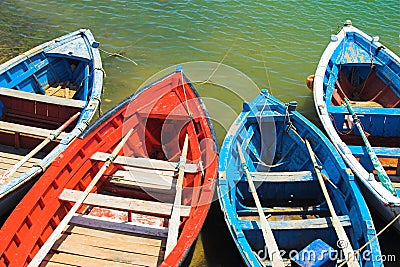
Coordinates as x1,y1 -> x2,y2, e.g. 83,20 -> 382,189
99,48 -> 138,66
201,38 -> 237,85
338,213 -> 400,267
329,113 -> 354,136
180,70 -> 192,117
260,50 -> 273,95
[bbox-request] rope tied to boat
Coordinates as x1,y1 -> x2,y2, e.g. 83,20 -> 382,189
48,130 -> 61,140
95,66 -> 107,78
179,69 -> 192,118
338,213 -> 400,267
106,154 -> 116,163
99,48 -> 138,66
239,160 -> 254,192
329,113 -> 354,136
176,155 -> 187,171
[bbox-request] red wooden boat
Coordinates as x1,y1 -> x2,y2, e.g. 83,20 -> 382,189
0,67 -> 218,267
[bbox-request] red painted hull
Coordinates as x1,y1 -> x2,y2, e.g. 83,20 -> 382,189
0,70 -> 218,266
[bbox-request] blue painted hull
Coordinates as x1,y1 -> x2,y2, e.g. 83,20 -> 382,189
0,29 -> 103,217
218,91 -> 382,266
313,21 -> 400,233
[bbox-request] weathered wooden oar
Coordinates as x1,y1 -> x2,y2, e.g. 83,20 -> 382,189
165,133 -> 189,258
344,98 -> 397,196
237,143 -> 284,267
0,112 -> 80,183
28,127 -> 135,267
305,140 -> 360,267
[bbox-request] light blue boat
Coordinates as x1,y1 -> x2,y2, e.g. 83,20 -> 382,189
0,29 -> 103,217
218,90 -> 382,266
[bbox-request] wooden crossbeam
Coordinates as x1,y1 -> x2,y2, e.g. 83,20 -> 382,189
59,189 -> 191,217
91,151 -> 199,173
239,215 -> 351,230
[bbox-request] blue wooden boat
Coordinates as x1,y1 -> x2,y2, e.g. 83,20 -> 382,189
218,90 -> 382,266
312,20 -> 400,233
0,29 -> 103,218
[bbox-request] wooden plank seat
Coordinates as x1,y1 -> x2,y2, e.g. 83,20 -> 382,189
91,151 -> 199,173
247,114 -> 287,123
0,120 -> 67,139
70,214 -> 169,238
347,101 -> 383,108
237,206 -> 329,217
328,105 -> 400,115
110,169 -> 176,191
238,215 -> 351,230
348,145 -> 400,158
59,189 -> 191,218
0,87 -> 86,108
234,171 -> 314,183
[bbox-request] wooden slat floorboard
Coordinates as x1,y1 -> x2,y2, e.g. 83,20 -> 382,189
43,252 -> 141,267
47,224 -> 165,266
64,225 -> 165,248
70,214 -> 168,237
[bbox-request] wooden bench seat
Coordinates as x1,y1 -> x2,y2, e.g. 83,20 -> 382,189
234,171 -> 314,183
238,215 -> 351,230
237,206 -> 329,217
110,169 -> 176,190
349,145 -> 400,158
328,105 -> 400,115
91,151 -> 199,173
59,189 -> 191,217
0,120 -> 67,139
0,87 -> 85,108
70,214 -> 169,238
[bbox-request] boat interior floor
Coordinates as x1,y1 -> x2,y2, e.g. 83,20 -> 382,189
236,170 -> 336,225
44,223 -> 166,266
0,144 -> 46,182
235,169 -> 352,257
44,155 -> 195,266
44,81 -> 77,99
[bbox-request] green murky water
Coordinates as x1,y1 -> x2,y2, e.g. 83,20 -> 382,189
1,0 -> 399,266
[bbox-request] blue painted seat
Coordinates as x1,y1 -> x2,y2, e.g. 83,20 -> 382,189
234,171 -> 314,183
238,215 -> 351,231
348,145 -> 400,158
